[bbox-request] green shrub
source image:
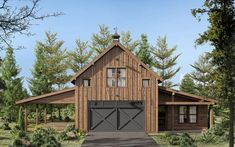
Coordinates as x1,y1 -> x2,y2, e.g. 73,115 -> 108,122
179,133 -> 197,147
1,122 -> 11,130
76,129 -> 86,140
10,125 -> 21,138
200,123 -> 228,144
31,127 -> 61,147
169,135 -> 180,145
9,130 -> 31,147
64,124 -> 75,132
64,116 -> 71,122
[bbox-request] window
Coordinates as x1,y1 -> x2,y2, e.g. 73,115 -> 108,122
179,106 -> 187,123
142,79 -> 150,87
179,106 -> 197,123
107,68 -> 126,87
189,106 -> 197,123
83,79 -> 91,87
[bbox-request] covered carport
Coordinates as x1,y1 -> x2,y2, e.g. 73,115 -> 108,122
16,87 -> 75,131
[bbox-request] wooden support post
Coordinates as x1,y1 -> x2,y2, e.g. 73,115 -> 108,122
210,107 -> 213,128
171,92 -> 175,131
24,106 -> 28,132
44,106 -> 47,124
35,105 -> 38,126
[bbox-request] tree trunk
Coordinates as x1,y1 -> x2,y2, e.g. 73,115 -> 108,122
229,99 -> 234,147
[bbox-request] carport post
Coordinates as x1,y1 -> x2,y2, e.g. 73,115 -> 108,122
35,104 -> 38,126
44,105 -> 47,124
24,105 -> 28,132
209,106 -> 213,128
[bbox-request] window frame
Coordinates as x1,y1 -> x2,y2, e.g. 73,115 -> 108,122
178,106 -> 197,124
106,67 -> 127,87
83,79 -> 91,87
142,78 -> 150,87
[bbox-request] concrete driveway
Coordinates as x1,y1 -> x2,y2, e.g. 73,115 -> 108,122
81,132 -> 159,147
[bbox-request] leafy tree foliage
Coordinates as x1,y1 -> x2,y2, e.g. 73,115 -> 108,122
120,31 -> 139,53
151,36 -> 181,88
190,53 -> 216,98
179,74 -> 196,94
136,34 -> 152,67
0,0 -> 62,49
91,24 -> 112,54
67,39 -> 93,73
192,0 -> 235,146
1,47 -> 28,121
29,32 -> 69,96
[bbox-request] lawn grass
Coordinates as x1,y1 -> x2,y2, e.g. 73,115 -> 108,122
151,132 -> 230,147
0,121 -> 84,147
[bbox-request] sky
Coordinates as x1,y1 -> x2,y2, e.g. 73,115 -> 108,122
1,0 -> 213,91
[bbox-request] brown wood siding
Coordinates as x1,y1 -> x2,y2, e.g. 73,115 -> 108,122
166,105 -> 208,130
75,46 -> 158,133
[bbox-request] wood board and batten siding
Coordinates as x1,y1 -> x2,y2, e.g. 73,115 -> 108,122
74,45 -> 159,133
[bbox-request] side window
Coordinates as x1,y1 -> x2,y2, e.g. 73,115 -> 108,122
179,106 -> 187,123
189,106 -> 197,123
83,79 -> 91,87
142,79 -> 150,87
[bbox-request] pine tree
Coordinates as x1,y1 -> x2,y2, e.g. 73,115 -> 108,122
120,31 -> 139,53
136,34 -> 152,67
190,53 -> 215,98
91,24 -> 112,54
151,36 -> 181,88
192,1 -> 235,145
179,74 -> 196,94
1,47 -> 28,121
29,32 -> 69,96
68,39 -> 93,73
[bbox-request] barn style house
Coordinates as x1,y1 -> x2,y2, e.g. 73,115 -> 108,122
16,33 -> 216,133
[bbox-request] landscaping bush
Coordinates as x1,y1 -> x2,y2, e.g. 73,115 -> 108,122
58,124 -> 86,141
10,125 -> 21,138
169,135 -> 180,145
1,122 -> 11,130
179,133 -> 197,147
200,123 -> 228,144
31,127 -> 61,147
9,130 -> 31,147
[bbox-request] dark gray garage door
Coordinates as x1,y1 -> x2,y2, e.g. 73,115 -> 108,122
88,101 -> 145,132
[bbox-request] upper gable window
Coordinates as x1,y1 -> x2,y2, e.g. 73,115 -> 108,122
142,79 -> 150,87
107,68 -> 126,87
83,79 -> 91,87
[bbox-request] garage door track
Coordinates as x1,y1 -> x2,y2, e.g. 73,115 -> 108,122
81,132 -> 159,147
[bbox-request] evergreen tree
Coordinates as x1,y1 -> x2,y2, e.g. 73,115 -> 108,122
91,24 -> 112,54
68,39 -> 93,73
192,1 -> 235,145
120,31 -> 139,53
1,47 -> 28,121
29,32 -> 69,96
179,74 -> 196,94
136,34 -> 152,67
151,36 -> 181,88
190,53 -> 215,98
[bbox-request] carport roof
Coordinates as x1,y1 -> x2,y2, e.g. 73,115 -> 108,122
16,87 -> 75,105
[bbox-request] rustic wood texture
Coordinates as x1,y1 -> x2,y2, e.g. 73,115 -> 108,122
75,46 -> 158,133
210,108 -> 213,128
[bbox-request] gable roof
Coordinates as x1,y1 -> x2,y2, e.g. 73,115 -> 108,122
70,41 -> 163,83
16,87 -> 75,104
159,86 -> 217,104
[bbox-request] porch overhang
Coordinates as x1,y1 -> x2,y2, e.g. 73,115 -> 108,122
159,102 -> 215,105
